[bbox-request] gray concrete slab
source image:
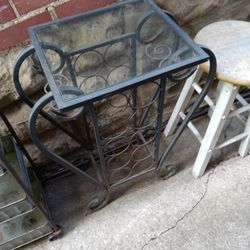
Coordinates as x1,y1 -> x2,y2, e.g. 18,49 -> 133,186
21,118 -> 250,250
22,156 -> 250,250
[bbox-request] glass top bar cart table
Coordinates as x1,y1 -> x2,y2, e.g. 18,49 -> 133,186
24,0 -> 216,209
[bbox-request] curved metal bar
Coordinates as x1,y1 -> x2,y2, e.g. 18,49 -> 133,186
136,10 -> 166,45
103,41 -> 130,68
160,47 -> 197,82
162,10 -> 179,25
13,46 -> 37,107
28,91 -> 103,187
157,47 -> 217,170
136,9 -> 179,45
73,49 -> 104,77
13,46 -> 85,146
40,42 -> 66,74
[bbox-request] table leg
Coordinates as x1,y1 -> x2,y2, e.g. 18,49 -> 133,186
154,77 -> 167,163
157,47 -> 217,175
192,82 -> 238,178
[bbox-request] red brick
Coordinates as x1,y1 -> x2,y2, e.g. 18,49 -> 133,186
0,12 -> 51,51
55,0 -> 116,18
13,0 -> 54,15
0,0 -> 16,24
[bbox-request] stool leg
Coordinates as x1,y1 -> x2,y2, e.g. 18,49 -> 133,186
238,113 -> 250,157
164,67 -> 203,137
192,81 -> 239,178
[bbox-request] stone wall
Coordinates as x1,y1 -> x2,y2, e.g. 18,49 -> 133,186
0,0 -> 250,166
0,0 -> 116,164
156,0 -> 250,36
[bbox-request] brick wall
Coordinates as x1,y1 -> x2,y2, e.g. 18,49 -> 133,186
0,0 -> 116,51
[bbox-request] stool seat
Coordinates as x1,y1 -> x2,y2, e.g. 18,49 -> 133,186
195,20 -> 250,86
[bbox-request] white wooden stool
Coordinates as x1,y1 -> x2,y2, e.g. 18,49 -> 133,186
164,20 -> 250,178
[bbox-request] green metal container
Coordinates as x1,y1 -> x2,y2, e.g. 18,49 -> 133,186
0,135 -> 56,249
0,136 -> 34,223
0,170 -> 34,223
0,208 -> 52,250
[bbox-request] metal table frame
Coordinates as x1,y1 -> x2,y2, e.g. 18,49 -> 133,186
13,0 -> 217,210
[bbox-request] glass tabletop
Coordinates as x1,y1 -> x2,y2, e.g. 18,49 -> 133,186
29,0 -> 208,111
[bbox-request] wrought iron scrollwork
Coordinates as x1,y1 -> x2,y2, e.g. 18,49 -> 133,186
41,43 -> 66,74
85,81 -> 161,186
23,5 -> 216,208
136,9 -> 197,83
23,7 -> 190,188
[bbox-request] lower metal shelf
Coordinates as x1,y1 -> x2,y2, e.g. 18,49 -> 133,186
0,208 -> 52,250
0,136 -> 34,223
0,135 -> 57,249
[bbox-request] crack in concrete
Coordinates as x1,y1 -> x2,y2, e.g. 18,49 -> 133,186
141,170 -> 215,250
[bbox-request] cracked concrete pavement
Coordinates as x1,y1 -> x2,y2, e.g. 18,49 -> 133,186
141,170 -> 215,250
22,155 -> 250,250
21,118 -> 250,250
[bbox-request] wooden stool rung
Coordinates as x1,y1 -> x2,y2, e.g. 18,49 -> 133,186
236,93 -> 248,106
229,105 -> 247,125
228,104 -> 250,119
214,132 -> 248,150
179,112 -> 203,143
192,82 -> 215,109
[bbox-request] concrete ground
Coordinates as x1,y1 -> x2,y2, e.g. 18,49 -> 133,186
21,118 -> 250,250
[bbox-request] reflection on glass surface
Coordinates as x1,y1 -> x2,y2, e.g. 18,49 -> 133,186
34,0 -> 197,103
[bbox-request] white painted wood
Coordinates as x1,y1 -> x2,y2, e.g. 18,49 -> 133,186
192,81 -> 239,178
228,104 -> 250,117
215,133 -> 248,150
238,111 -> 250,157
164,67 -> 203,137
192,82 -> 215,109
228,104 -> 247,125
229,93 -> 249,124
236,93 -> 248,106
179,111 -> 203,143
